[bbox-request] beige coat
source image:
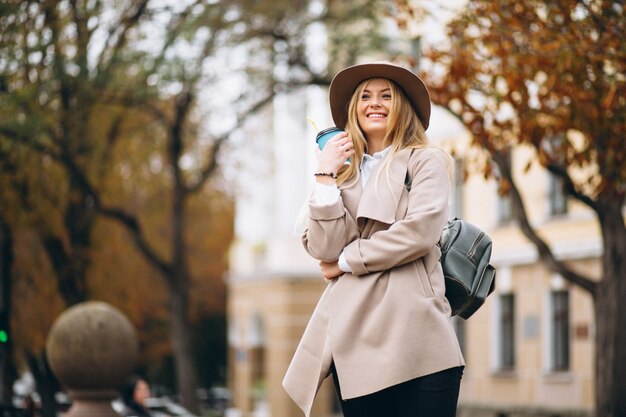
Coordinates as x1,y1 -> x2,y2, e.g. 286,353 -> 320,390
283,147 -> 465,416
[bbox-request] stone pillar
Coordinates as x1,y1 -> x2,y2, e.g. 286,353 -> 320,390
46,301 -> 138,417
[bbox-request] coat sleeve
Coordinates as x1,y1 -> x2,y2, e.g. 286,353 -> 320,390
301,195 -> 360,262
343,150 -> 449,275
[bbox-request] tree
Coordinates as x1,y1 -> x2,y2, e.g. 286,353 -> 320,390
96,0 -> 392,408
0,146 -> 67,416
0,0 -> 157,414
0,0 -> 221,412
0,0 -> 394,412
416,1 -> 625,415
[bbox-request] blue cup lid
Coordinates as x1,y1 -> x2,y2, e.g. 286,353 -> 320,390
316,127 -> 342,143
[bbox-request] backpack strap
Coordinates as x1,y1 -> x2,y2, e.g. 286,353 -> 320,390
404,172 -> 412,191
404,148 -> 416,191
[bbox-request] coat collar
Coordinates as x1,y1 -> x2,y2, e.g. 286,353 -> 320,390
340,147 -> 412,225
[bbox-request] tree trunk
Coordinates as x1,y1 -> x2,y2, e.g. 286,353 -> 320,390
595,198 -> 626,417
41,180 -> 95,306
39,182 -> 93,413
168,289 -> 200,414
27,352 -> 60,417
166,91 -> 200,413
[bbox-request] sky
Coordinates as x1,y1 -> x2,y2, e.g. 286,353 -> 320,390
417,0 -> 471,144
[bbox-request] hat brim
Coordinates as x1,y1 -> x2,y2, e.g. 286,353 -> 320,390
329,62 -> 431,131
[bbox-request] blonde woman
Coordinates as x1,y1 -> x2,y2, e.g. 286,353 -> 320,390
284,62 -> 465,417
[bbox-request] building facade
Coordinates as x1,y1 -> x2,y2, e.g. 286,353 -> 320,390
227,87 -> 601,417
227,87 -> 340,417
452,140 -> 598,417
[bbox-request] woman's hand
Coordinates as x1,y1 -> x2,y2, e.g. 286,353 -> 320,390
315,132 -> 354,182
319,260 -> 343,281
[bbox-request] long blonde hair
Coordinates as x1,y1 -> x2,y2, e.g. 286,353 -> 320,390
337,78 -> 450,187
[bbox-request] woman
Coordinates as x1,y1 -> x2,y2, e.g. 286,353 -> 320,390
283,62 -> 465,417
119,376 -> 153,417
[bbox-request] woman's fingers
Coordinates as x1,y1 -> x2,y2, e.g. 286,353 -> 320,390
329,134 -> 353,156
327,132 -> 349,146
319,260 -> 343,280
317,133 -> 353,173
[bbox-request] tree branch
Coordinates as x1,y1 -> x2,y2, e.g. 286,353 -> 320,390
0,126 -> 60,160
1,123 -> 172,277
94,113 -> 125,182
69,0 -> 89,79
186,92 -> 275,194
101,91 -> 170,123
150,0 -> 206,73
97,205 -> 172,276
96,0 -> 149,82
54,147 -> 173,276
545,162 -> 599,212
492,149 -> 598,296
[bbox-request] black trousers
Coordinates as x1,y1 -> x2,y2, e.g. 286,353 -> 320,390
331,364 -> 464,417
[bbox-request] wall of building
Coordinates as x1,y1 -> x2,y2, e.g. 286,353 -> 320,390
228,274 -> 339,417
452,138 -> 599,416
458,259 -> 595,415
227,85 -> 340,417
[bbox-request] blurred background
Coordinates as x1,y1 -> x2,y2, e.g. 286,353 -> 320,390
0,1 -> 624,417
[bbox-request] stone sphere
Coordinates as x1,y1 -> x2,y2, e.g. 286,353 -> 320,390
46,301 -> 138,391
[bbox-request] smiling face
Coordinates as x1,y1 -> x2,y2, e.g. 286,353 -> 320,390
357,78 -> 392,141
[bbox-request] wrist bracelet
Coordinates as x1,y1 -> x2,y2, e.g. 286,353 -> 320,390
314,172 -> 338,179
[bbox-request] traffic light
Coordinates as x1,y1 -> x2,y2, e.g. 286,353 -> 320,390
0,328 -> 7,344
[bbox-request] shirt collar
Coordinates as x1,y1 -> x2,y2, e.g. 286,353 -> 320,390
361,146 -> 392,164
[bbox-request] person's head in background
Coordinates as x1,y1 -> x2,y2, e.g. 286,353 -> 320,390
121,375 -> 152,416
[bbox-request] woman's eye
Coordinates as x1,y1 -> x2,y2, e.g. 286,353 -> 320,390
361,94 -> 370,99
383,94 -> 392,99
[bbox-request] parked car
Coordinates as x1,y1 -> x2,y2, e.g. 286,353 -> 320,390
196,387 -> 231,416
145,397 -> 197,417
112,397 -> 198,417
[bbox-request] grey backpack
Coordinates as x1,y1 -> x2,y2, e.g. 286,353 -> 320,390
439,218 -> 496,319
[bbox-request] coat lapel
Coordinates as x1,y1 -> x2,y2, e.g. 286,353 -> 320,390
340,148 -> 412,226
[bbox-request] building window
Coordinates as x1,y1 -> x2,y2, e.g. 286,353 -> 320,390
551,290 -> 570,371
249,312 -> 266,397
543,134 -> 568,216
495,148 -> 514,224
499,294 -> 515,370
548,174 -> 568,216
497,192 -> 513,224
451,158 -> 464,218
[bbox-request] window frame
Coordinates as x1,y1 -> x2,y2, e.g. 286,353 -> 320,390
550,289 -> 570,372
498,293 -> 516,370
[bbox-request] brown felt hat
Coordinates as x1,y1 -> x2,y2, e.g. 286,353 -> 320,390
329,61 -> 431,130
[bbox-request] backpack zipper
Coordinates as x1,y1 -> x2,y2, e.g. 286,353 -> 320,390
468,231 -> 485,258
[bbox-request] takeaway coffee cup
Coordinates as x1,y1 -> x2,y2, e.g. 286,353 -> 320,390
315,126 -> 343,150
315,127 -> 350,164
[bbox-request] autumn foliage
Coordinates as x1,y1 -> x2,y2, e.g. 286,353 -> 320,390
416,1 -> 625,415
423,0 -> 625,194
